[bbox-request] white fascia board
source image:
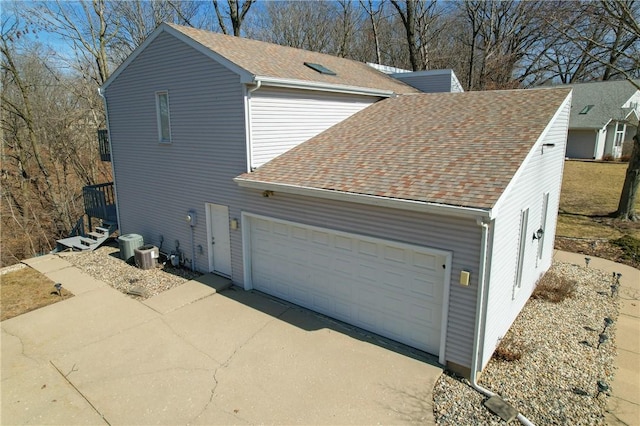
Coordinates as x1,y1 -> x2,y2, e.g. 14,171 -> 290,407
234,177 -> 492,219
248,75 -> 395,97
101,23 -> 253,93
492,91 -> 573,217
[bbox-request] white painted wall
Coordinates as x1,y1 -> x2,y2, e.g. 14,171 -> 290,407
479,95 -> 571,370
249,87 -> 378,168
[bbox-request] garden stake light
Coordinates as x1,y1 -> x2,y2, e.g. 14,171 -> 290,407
602,317 -> 614,334
595,381 -> 609,398
585,257 -> 591,267
54,283 -> 62,296
611,272 -> 620,297
597,333 -> 608,349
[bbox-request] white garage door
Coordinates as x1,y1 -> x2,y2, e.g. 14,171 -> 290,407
248,215 -> 448,355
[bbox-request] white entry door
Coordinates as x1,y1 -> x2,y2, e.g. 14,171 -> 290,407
206,203 -> 232,277
246,215 -> 449,357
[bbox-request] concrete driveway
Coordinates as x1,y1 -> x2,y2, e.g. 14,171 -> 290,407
1,255 -> 442,425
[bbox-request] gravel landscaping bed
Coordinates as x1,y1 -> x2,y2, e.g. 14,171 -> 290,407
62,244 -> 201,299
433,262 -> 619,425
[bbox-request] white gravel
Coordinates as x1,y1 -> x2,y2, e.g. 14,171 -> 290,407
433,262 -> 619,425
62,245 -> 201,299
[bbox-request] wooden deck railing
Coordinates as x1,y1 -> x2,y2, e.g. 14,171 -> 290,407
98,129 -> 110,162
83,182 -> 117,223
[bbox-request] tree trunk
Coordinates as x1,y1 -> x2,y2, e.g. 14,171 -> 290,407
616,125 -> 640,220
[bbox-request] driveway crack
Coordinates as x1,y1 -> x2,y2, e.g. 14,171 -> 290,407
191,306 -> 292,423
1,327 -> 40,365
50,360 -> 110,425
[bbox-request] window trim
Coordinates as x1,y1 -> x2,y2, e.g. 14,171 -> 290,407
513,208 -> 529,299
155,91 -> 172,144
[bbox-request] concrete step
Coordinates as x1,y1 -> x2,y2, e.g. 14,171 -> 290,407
87,231 -> 105,240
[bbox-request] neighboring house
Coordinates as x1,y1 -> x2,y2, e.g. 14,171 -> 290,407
563,79 -> 639,160
100,23 -> 571,378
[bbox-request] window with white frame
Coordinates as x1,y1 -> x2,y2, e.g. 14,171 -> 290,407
614,122 -> 625,148
156,91 -> 172,143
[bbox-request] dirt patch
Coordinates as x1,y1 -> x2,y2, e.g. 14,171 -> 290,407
555,237 -> 640,269
0,267 -> 73,321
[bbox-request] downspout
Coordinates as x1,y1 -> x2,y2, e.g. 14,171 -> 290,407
470,219 -> 535,426
244,80 -> 261,172
97,87 -> 122,232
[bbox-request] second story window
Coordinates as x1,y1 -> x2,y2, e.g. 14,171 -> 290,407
156,91 -> 172,143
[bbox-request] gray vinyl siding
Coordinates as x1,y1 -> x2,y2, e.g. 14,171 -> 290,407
230,190 -> 483,368
104,32 -> 247,271
480,97 -> 571,369
250,88 -> 377,168
566,129 -> 597,159
104,30 -> 483,368
391,71 -> 461,93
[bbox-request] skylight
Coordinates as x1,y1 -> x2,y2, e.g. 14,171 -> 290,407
304,62 -> 336,76
579,105 -> 594,114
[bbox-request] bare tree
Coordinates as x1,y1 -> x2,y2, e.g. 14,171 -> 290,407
390,0 -> 441,71
360,0 -> 385,64
251,1 -> 337,53
1,15 -> 110,265
28,0 -> 118,85
552,0 -> 639,219
212,0 -> 255,37
110,0 -> 203,64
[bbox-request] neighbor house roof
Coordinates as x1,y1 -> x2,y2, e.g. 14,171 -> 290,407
102,23 -> 418,96
562,80 -> 639,129
236,88 -> 572,211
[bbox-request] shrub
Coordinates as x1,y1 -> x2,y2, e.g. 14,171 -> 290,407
619,154 -> 631,162
532,271 -> 577,303
492,335 -> 525,362
611,235 -> 640,262
602,154 -> 615,162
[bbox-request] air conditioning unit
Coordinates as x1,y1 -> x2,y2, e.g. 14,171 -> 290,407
134,245 -> 159,270
119,234 -> 144,261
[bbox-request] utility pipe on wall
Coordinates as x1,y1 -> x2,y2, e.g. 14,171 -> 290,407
470,219 -> 535,426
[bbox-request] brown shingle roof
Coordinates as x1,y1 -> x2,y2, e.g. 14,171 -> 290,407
166,23 -> 418,95
237,88 -> 571,210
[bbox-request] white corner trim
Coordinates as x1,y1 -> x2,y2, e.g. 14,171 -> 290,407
240,211 -> 253,290
234,178 -> 492,219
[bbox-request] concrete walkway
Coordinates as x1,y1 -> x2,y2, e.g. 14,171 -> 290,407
554,250 -> 640,425
2,254 -> 442,425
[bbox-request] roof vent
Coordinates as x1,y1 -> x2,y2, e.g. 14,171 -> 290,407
304,62 -> 336,75
579,105 -> 595,114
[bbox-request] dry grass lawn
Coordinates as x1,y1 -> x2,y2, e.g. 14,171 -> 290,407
1,267 -> 73,321
557,161 -> 640,240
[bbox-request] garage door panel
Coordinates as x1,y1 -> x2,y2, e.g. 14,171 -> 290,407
357,240 -> 379,257
249,217 -> 446,355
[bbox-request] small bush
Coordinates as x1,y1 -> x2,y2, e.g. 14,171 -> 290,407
602,154 -> 615,162
492,336 -> 525,362
619,154 -> 631,162
611,235 -> 640,261
532,271 -> 577,303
